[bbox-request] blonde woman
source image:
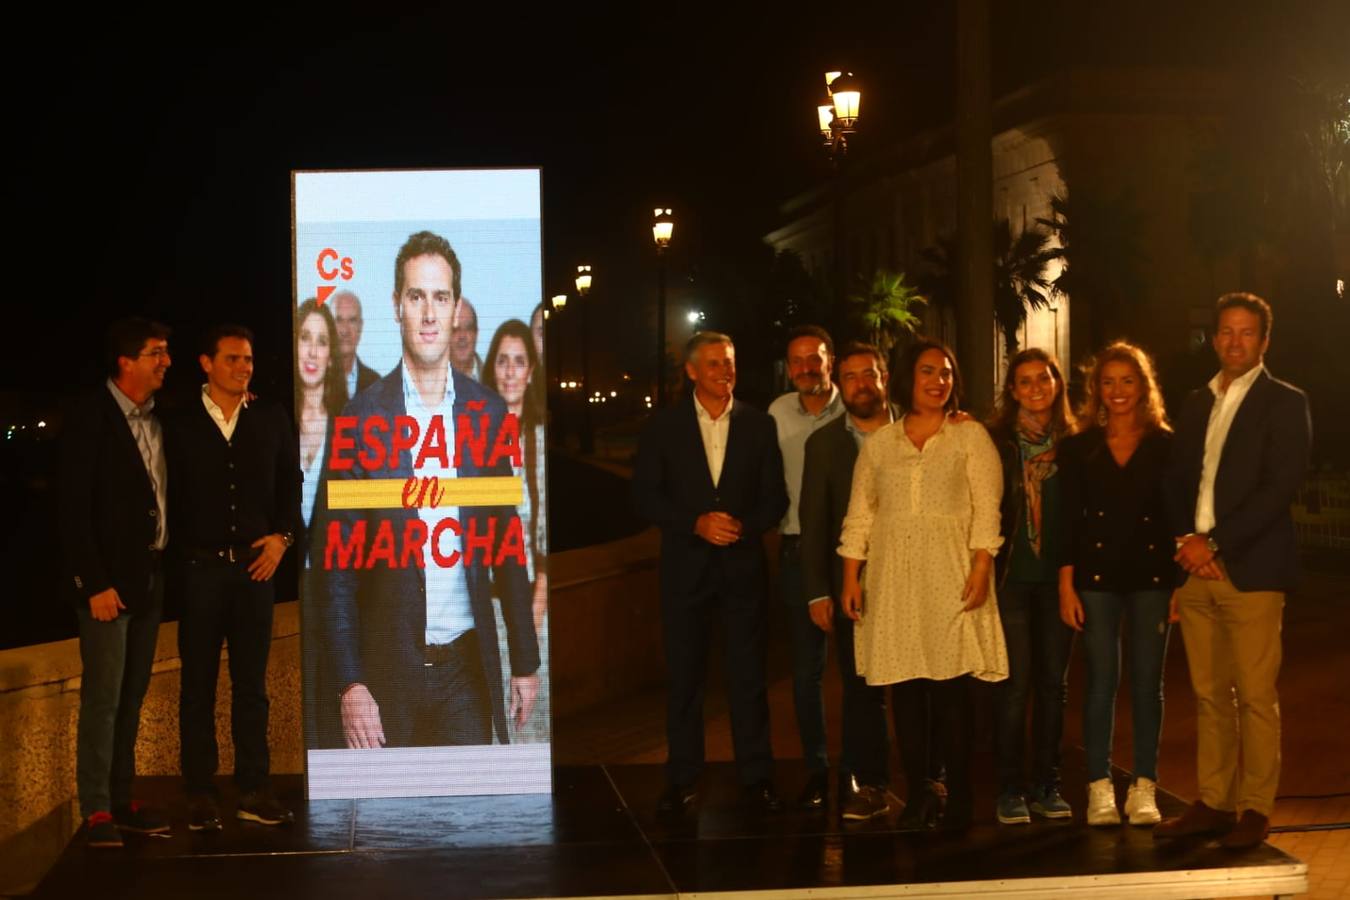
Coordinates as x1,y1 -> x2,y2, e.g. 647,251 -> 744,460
1057,342 -> 1179,827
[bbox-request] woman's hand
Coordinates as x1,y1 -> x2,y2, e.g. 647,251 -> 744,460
840,577 -> 864,621
1059,585 -> 1085,631
961,550 -> 992,611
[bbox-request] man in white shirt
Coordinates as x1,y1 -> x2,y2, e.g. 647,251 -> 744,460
633,332 -> 788,815
1159,292 -> 1312,849
767,325 -> 843,809
325,231 -> 539,751
450,295 -> 484,380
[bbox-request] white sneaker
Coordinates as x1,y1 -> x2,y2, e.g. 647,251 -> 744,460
1124,777 -> 1161,825
1086,777 -> 1121,826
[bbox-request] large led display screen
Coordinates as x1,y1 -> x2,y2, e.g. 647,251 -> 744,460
293,170 -> 549,799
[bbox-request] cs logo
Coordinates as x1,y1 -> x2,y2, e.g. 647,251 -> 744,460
315,248 -> 354,305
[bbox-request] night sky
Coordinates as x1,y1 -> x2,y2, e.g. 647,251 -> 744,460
9,1 -> 1348,401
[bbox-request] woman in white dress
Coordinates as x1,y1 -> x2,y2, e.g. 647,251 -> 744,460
840,339 -> 1007,830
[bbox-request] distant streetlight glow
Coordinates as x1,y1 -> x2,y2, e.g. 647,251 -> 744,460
652,208 -> 674,249
575,265 -> 592,296
551,293 -> 568,311
828,72 -> 861,127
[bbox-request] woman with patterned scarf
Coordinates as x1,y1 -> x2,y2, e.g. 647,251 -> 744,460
986,348 -> 1079,826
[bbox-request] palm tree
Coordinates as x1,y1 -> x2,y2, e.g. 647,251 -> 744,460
849,269 -> 925,361
1038,190 -> 1147,348
918,219 -> 1057,355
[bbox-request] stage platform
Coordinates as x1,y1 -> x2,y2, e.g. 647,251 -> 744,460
33,761 -> 1306,899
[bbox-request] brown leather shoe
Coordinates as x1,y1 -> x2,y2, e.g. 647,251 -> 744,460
1154,800 -> 1236,839
1220,810 -> 1270,849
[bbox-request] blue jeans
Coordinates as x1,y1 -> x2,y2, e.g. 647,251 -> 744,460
178,558 -> 275,795
780,538 -> 828,774
75,570 -> 163,818
993,580 -> 1074,793
1080,589 -> 1171,781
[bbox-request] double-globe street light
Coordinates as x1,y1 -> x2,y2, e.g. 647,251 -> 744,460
651,208 -> 674,409
814,70 -> 862,306
575,265 -> 593,452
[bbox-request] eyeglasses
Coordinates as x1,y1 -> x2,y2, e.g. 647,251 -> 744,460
138,348 -> 170,360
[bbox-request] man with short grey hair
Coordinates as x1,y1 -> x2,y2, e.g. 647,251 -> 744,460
332,291 -> 380,398
634,331 -> 788,815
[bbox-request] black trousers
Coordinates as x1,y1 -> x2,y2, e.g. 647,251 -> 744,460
379,628 -> 493,748
661,580 -> 773,786
834,607 -> 890,788
892,676 -> 972,807
178,558 -> 274,795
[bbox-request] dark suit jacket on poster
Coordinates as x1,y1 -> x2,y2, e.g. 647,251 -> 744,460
58,386 -> 162,612
355,358 -> 380,396
320,364 -> 539,745
1166,369 -> 1311,592
632,395 -> 787,600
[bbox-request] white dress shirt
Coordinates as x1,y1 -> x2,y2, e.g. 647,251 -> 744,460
108,379 -> 168,548
402,365 -> 476,647
694,395 -> 733,487
201,384 -> 246,441
768,387 -> 843,535
1195,364 -> 1265,535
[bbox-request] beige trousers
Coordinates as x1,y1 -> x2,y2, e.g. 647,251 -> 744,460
1174,569 -> 1284,816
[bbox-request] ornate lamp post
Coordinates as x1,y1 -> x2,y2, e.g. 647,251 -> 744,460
575,265 -> 593,452
549,293 -> 567,388
651,208 -> 674,408
815,70 -> 862,305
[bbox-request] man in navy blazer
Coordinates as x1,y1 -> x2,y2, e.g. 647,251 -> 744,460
633,331 -> 788,813
323,231 -> 539,750
1158,292 -> 1311,849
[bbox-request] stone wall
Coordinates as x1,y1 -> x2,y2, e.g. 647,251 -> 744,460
0,530 -> 662,896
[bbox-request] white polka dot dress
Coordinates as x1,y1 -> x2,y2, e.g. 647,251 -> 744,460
838,417 -> 1009,685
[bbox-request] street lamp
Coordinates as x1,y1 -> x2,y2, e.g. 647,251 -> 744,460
549,294 -> 568,387
814,69 -> 863,307
652,208 -> 674,409
818,70 -> 861,159
575,265 -> 593,453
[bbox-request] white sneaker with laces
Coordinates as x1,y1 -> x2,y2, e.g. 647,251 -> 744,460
1086,777 -> 1121,826
1124,777 -> 1161,825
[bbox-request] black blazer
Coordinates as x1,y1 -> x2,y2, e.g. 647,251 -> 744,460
354,358 -> 380,397
58,386 -> 163,612
632,394 -> 787,600
1166,369 -> 1311,592
1058,427 -> 1182,593
799,409 -> 899,607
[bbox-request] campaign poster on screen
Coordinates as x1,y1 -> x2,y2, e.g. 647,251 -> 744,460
292,169 -> 549,799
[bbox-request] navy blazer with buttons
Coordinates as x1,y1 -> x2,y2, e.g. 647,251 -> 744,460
1058,427 -> 1182,593
1166,369 -> 1311,593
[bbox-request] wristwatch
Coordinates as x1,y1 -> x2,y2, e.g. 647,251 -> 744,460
280,531 -> 295,548
1205,535 -> 1219,554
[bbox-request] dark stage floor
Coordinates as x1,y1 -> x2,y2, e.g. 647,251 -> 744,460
34,755 -> 1305,900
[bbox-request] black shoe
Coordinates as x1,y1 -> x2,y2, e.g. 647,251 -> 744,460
113,802 -> 170,834
86,812 -> 124,848
188,794 -> 223,832
743,780 -> 783,814
237,789 -> 294,826
897,781 -> 943,832
798,772 -> 828,810
656,782 -> 697,815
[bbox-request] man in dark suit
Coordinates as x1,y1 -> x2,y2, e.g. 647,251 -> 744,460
59,318 -> 174,847
632,331 -> 788,813
324,230 -> 538,752
332,290 -> 381,397
1158,292 -> 1312,849
799,342 -> 895,822
167,324 -> 303,830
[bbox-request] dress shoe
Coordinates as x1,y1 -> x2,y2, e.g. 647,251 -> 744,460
798,772 -> 828,810
656,782 -> 697,815
1220,810 -> 1270,849
188,794 -> 223,832
842,785 -> 891,822
743,780 -> 783,814
1154,800 -> 1236,839
897,780 -> 943,831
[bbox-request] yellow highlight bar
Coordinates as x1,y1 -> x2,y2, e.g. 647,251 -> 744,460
326,476 -> 522,510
